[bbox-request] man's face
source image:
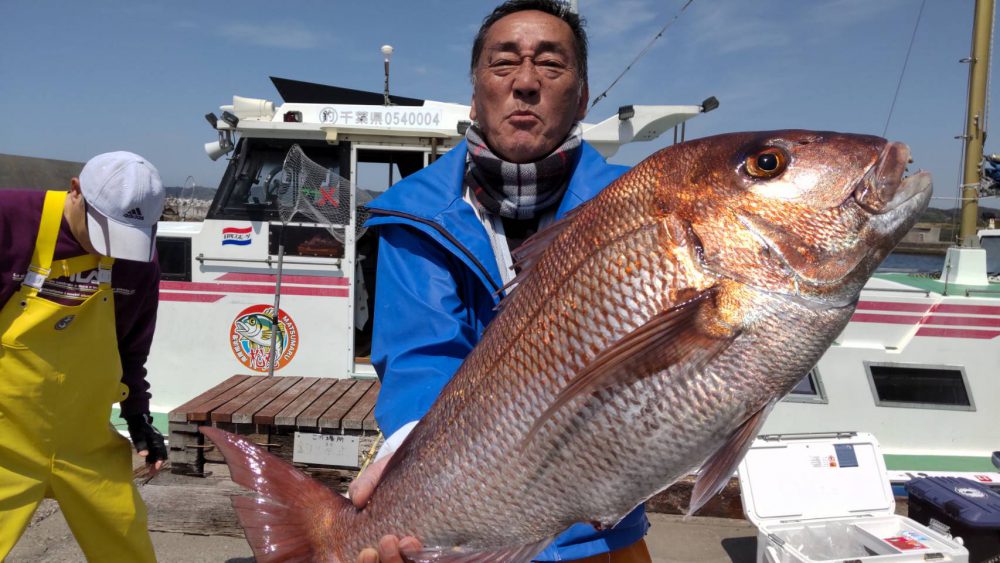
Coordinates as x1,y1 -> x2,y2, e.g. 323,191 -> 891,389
471,10 -> 588,164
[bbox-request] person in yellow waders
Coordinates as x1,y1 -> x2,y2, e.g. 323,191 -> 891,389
0,152 -> 168,561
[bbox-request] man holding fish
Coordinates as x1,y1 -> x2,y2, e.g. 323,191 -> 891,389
356,1 -> 652,560
201,0 -> 932,559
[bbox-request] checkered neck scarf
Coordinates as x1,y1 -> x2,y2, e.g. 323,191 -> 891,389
465,123 -> 582,220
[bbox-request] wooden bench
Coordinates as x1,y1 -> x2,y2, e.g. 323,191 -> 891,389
167,375 -> 381,479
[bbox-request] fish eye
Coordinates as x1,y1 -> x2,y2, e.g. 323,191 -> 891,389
745,147 -> 788,178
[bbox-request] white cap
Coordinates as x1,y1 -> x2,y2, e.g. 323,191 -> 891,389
80,151 -> 165,262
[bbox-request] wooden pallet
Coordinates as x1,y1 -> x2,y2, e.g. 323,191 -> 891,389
167,375 -> 380,476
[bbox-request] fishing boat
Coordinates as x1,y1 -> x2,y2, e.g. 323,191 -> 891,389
760,0 -> 1000,490
144,76 -> 716,431
152,0 -> 1000,494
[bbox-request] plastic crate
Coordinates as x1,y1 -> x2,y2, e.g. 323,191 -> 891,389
906,477 -> 1000,563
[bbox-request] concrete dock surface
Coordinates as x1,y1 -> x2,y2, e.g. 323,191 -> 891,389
9,457 -> 758,562
10,508 -> 757,563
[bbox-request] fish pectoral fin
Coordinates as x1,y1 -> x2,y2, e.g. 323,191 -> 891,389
404,538 -> 553,563
688,402 -> 774,516
525,287 -> 736,444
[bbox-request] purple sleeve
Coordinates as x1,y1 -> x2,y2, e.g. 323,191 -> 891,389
115,257 -> 160,417
0,190 -> 160,417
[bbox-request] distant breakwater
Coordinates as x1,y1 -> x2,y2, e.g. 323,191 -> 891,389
893,242 -> 951,256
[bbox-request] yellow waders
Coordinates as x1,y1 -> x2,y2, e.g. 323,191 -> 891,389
0,191 -> 156,562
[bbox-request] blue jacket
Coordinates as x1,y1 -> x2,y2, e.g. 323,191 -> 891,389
365,140 -> 648,560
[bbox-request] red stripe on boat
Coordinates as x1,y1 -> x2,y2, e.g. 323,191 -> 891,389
856,301 -> 933,313
160,292 -> 225,303
850,313 -> 922,325
851,312 -> 1000,327
916,327 -> 1000,339
215,272 -> 350,286
159,281 -> 348,297
932,303 -> 1000,316
924,315 -> 1000,327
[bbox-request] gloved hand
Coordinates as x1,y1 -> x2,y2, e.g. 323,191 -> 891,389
125,413 -> 167,474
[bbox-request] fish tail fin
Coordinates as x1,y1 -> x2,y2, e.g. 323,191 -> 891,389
201,426 -> 349,562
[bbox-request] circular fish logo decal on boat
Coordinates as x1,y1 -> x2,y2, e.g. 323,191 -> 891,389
229,305 -> 299,372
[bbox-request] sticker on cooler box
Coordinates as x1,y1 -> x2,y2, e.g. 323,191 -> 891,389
808,454 -> 839,468
956,486 -> 987,499
884,536 -> 928,550
833,444 -> 859,468
807,444 -> 859,469
902,530 -> 929,542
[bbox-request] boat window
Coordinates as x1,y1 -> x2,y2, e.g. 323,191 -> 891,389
356,149 -> 425,192
980,235 -> 1000,274
783,367 -> 827,403
155,237 -> 192,281
866,363 -> 974,411
269,224 -> 344,259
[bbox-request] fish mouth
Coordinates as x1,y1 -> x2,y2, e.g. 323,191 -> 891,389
855,142 -> 932,219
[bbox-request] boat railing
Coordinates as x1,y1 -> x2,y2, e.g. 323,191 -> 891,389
195,253 -> 341,268
758,431 -> 859,442
965,288 -> 1000,296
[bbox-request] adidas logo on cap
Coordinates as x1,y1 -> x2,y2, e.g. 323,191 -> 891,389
123,207 -> 145,221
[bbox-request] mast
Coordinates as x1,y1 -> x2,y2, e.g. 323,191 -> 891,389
959,0 -> 995,246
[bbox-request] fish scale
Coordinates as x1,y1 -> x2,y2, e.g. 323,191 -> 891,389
202,130 -> 932,563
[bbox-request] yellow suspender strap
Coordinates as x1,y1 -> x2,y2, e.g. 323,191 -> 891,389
98,255 -> 115,290
23,192 -> 115,293
23,191 -> 68,294
50,254 -> 99,279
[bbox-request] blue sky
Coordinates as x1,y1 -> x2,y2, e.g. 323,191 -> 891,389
0,0 -> 993,210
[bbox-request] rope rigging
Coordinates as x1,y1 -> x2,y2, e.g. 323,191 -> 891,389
589,0 -> 695,111
882,0 -> 927,137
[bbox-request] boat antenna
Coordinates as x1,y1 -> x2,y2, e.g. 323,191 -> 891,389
882,0 -> 927,137
381,45 -> 394,106
589,0 -> 696,111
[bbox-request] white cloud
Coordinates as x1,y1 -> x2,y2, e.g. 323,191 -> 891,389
687,3 -> 794,55
802,0 -> 907,30
580,0 -> 661,39
219,21 -> 323,50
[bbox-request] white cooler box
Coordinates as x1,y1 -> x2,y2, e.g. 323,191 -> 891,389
737,432 -> 969,562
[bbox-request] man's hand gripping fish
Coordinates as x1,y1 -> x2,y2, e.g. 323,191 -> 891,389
202,130 -> 932,562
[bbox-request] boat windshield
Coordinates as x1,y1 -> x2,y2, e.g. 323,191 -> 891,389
208,138 -> 345,222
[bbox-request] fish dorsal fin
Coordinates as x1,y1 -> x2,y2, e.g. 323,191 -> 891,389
497,206 -> 584,306
688,401 -> 774,515
525,287 -> 736,444
402,538 -> 552,563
